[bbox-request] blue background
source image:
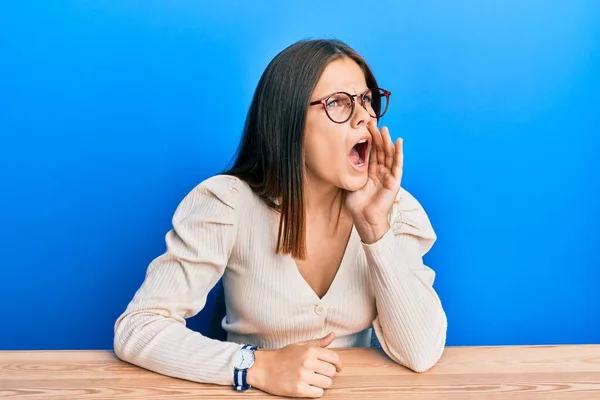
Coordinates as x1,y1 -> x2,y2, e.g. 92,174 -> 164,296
1,1 -> 599,350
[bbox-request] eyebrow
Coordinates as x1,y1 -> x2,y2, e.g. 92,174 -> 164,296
311,87 -> 370,102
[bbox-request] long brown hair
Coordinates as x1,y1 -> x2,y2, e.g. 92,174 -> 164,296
223,39 -> 379,259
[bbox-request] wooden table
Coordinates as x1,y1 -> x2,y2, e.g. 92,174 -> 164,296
1,345 -> 599,399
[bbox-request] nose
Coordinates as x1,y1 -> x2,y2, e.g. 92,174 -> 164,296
350,95 -> 373,128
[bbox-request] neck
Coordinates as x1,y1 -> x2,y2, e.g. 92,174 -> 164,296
303,172 -> 345,222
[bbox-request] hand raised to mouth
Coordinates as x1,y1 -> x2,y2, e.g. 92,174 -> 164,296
345,120 -> 403,245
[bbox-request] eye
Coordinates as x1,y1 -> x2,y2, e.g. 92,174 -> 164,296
326,94 -> 351,109
326,99 -> 339,108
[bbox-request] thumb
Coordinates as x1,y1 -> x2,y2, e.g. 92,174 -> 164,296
314,332 -> 336,348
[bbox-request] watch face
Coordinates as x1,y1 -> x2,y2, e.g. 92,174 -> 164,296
236,348 -> 255,369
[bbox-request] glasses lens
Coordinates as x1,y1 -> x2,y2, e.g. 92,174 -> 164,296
325,93 -> 353,123
363,89 -> 388,119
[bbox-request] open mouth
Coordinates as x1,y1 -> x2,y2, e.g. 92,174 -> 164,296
349,138 -> 370,167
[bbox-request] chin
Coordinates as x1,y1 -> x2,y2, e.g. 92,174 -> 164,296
340,174 -> 368,192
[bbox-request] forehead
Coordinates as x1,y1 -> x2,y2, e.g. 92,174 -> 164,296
312,57 -> 368,98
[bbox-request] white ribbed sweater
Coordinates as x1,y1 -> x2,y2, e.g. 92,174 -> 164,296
113,174 -> 447,386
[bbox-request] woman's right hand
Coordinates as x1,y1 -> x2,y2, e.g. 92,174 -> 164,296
247,332 -> 342,398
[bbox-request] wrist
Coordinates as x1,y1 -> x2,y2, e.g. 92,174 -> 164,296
355,222 -> 390,244
245,349 -> 270,389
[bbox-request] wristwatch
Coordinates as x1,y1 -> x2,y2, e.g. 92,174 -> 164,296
233,344 -> 258,391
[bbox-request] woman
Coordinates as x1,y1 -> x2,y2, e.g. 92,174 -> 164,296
114,38 -> 447,398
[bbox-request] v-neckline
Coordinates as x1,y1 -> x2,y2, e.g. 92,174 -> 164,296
288,225 -> 357,302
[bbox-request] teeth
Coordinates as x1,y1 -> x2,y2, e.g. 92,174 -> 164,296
357,139 -> 367,144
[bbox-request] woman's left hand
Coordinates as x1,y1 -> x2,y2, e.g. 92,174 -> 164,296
345,120 -> 403,244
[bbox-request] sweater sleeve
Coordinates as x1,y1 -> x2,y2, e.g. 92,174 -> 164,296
113,175 -> 244,386
362,187 -> 447,373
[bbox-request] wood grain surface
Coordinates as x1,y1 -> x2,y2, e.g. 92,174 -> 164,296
1,345 -> 599,399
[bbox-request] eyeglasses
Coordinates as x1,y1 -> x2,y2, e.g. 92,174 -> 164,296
309,88 -> 391,124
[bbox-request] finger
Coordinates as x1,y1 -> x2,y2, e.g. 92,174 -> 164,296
309,359 -> 337,378
297,383 -> 324,399
316,348 -> 343,373
306,371 -> 333,389
376,126 -> 386,166
368,141 -> 378,176
299,332 -> 335,348
368,120 -> 385,165
381,126 -> 394,170
317,332 -> 335,348
393,137 -> 403,181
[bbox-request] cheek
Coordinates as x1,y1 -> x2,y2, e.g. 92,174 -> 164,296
305,127 -> 344,168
